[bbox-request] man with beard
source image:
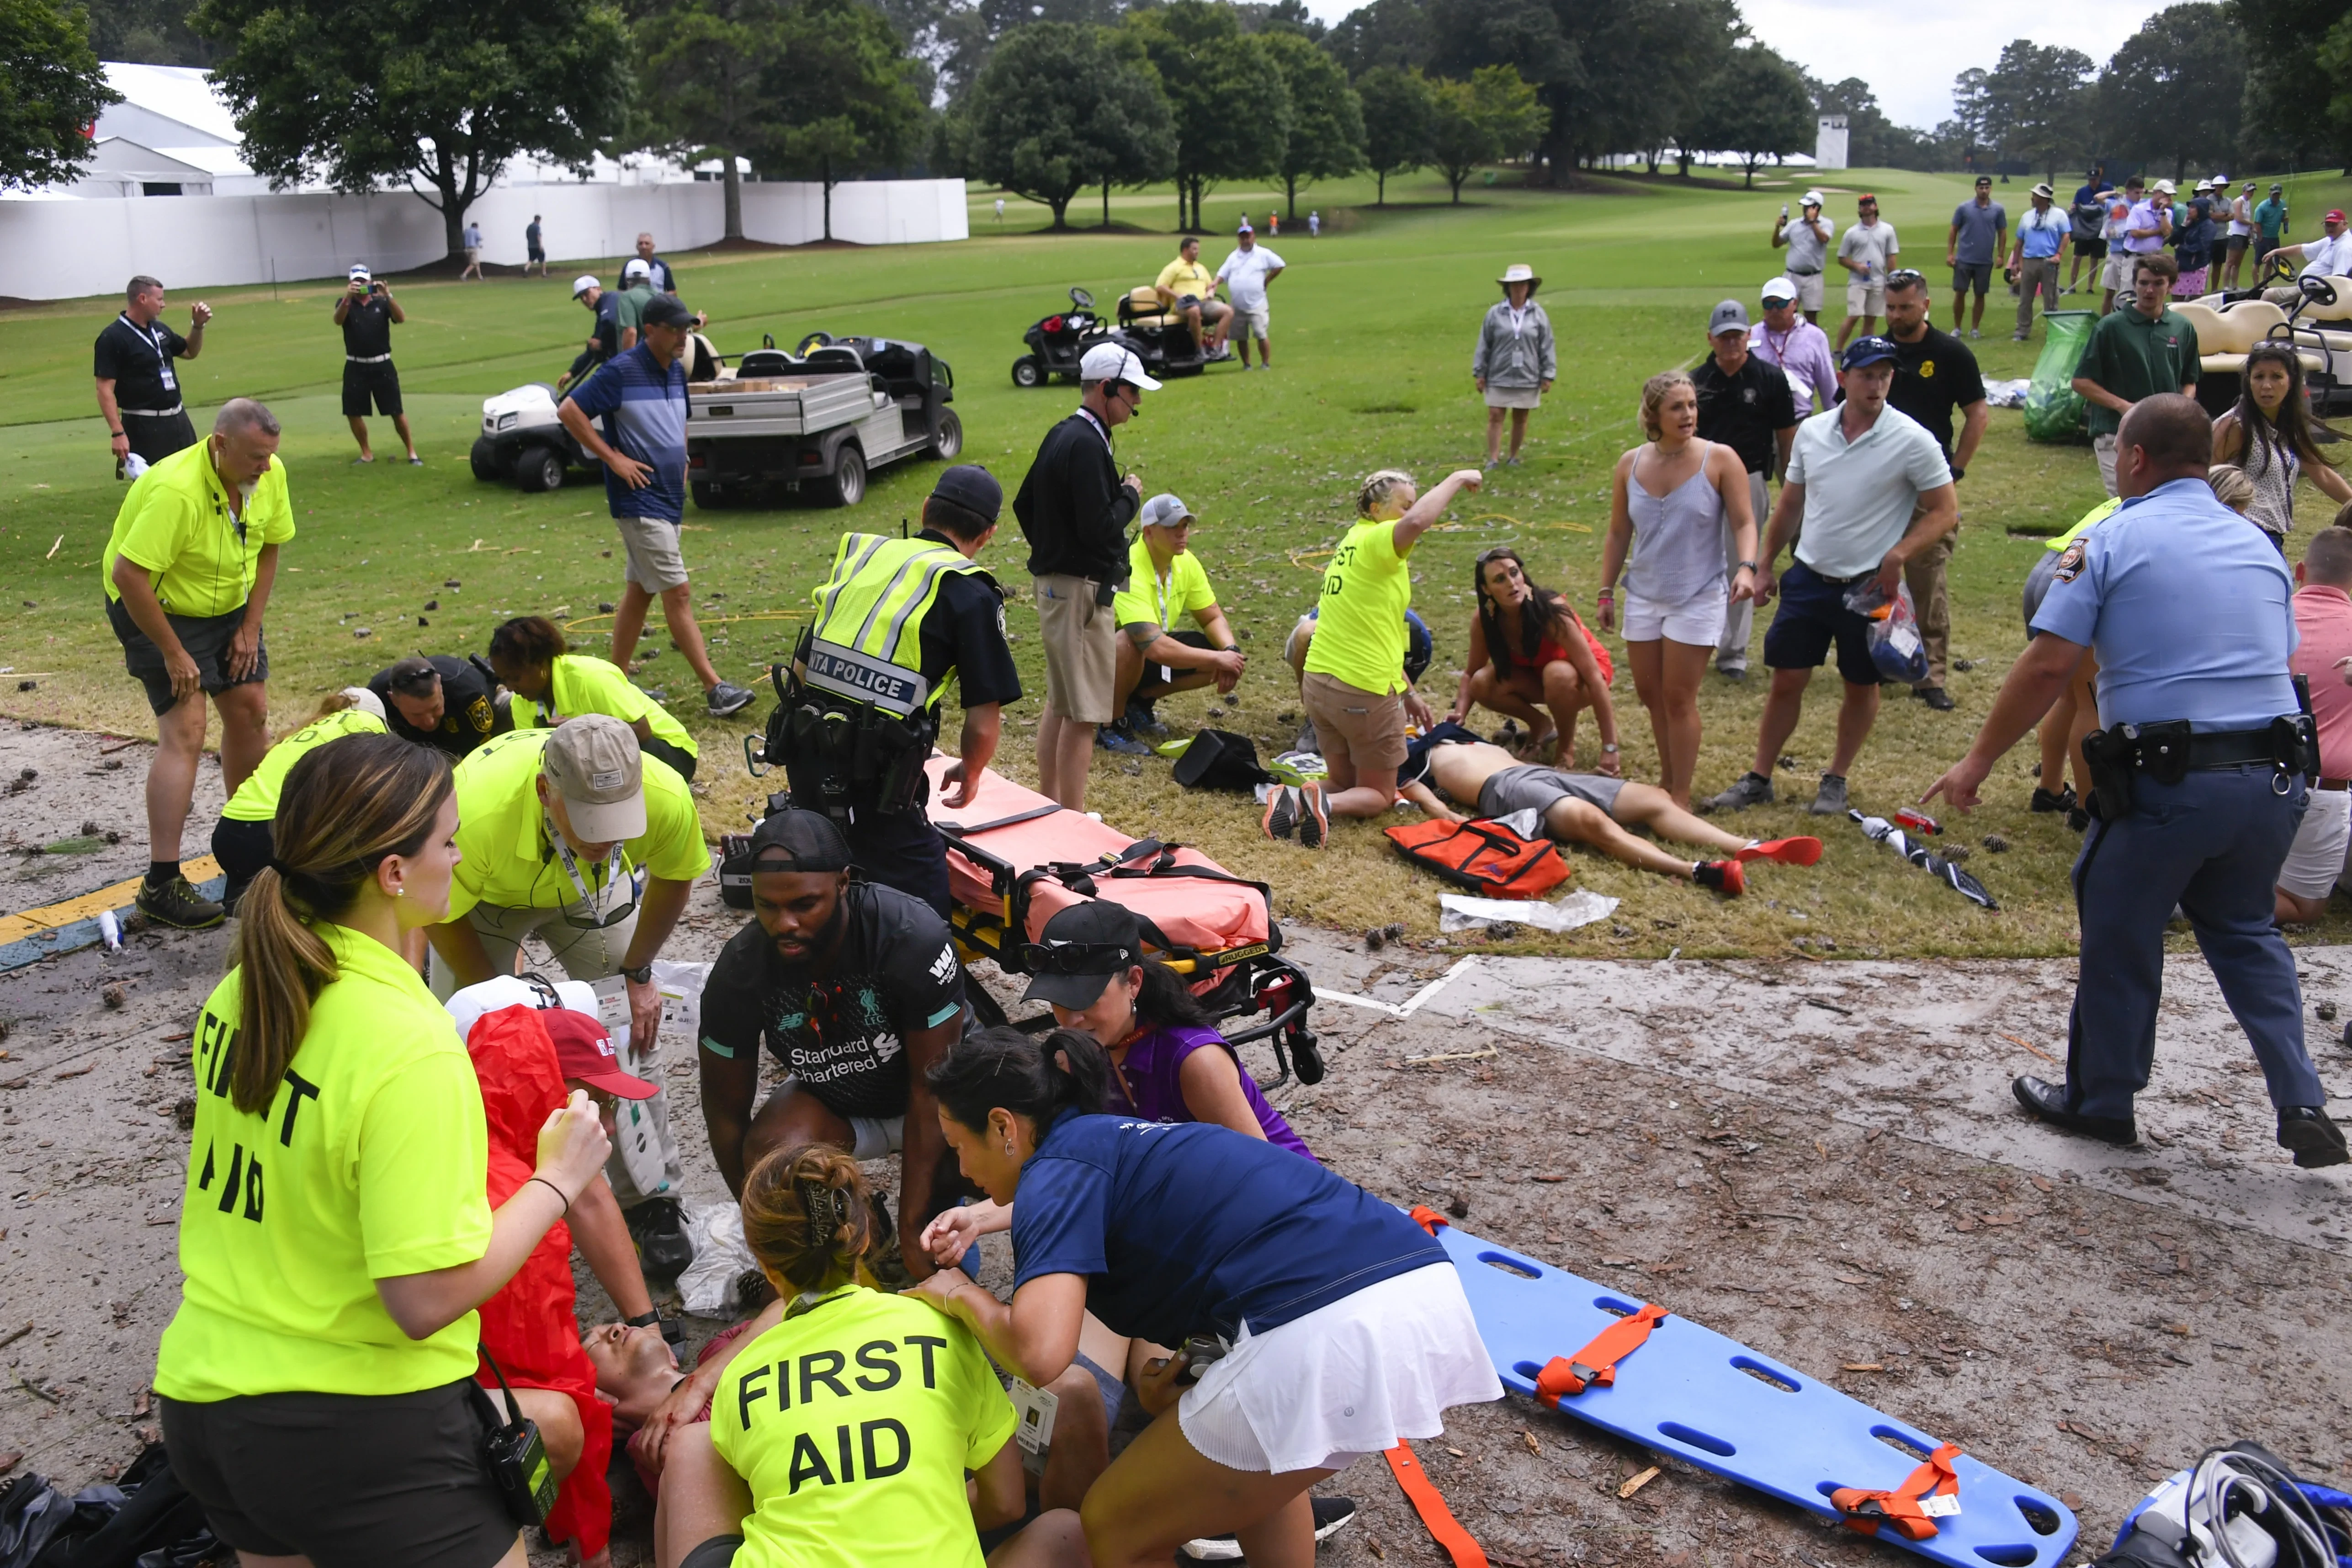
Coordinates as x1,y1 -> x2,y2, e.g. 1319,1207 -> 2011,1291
694,810 -> 968,1283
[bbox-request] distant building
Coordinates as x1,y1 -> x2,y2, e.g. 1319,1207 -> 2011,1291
1816,115 -> 1849,172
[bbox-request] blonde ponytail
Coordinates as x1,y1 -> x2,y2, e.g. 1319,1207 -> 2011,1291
741,1143 -> 874,1293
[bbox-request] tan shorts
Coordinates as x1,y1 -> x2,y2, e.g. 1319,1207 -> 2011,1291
1035,574 -> 1117,723
617,514 -> 690,592
1846,280 -> 1885,318
1301,671 -> 1408,776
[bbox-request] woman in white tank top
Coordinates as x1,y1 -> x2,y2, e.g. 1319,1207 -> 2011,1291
1599,372 -> 1758,808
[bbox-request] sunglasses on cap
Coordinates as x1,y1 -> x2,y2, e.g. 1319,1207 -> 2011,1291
1885,268 -> 1927,287
1019,940 -> 1139,975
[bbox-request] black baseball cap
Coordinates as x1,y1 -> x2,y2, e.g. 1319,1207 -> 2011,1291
1019,902 -> 1148,1010
639,296 -> 695,331
1840,335 -> 1899,370
384,655 -> 440,695
931,463 -> 1002,523
748,808 -> 852,873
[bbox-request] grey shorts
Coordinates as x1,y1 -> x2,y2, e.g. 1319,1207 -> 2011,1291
2021,548 -> 2062,636
617,513 -> 690,592
1953,260 -> 1996,296
106,595 -> 267,715
1476,763 -> 1625,821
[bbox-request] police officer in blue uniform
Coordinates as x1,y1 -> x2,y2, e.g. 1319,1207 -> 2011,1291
1925,394 -> 2346,1169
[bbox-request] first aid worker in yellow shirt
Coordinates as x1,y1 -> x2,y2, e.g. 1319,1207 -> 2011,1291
425,715 -> 713,1277
154,729 -> 610,1568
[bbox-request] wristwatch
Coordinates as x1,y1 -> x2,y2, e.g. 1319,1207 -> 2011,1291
621,962 -> 654,984
1736,559 -> 1759,572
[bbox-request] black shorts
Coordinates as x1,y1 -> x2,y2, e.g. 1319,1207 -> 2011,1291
527,247 -> 547,263
343,359 -> 404,417
1952,260 -> 1996,296
2227,234 -> 2252,253
1763,560 -> 1881,686
1138,628 -> 1215,692
160,1380 -> 517,1568
106,595 -> 268,715
121,407 -> 196,465
211,815 -> 273,909
641,733 -> 698,782
682,1537 -> 743,1568
2073,236 -> 2107,260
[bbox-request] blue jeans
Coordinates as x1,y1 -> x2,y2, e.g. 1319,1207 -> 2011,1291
2066,765 -> 2326,1120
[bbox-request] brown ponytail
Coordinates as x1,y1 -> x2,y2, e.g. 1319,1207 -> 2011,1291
229,733 -> 451,1115
740,1143 -> 873,1293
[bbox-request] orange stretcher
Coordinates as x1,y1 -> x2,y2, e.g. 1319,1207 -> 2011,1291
922,757 -> 1323,1087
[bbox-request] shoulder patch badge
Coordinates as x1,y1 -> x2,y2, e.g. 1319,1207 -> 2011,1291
467,696 -> 494,733
2054,541 -> 2088,583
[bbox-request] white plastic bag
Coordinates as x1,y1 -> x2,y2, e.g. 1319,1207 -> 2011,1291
1439,889 -> 1619,933
677,1201 -> 758,1317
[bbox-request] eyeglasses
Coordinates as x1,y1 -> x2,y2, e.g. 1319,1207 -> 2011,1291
1885,269 -> 1926,287
1019,941 -> 1136,975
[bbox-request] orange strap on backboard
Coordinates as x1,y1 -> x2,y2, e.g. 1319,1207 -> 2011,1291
1410,1204 -> 1451,1236
1532,1302 -> 1669,1405
1385,1441 -> 1488,1568
1831,1442 -> 1964,1541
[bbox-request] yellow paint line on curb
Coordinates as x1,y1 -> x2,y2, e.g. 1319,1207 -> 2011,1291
0,856 -> 222,945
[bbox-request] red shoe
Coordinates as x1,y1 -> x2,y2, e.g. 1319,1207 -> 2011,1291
1738,836 -> 1823,866
1694,859 -> 1745,896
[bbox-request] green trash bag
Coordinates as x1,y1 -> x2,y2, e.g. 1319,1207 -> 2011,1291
2025,310 -> 2097,443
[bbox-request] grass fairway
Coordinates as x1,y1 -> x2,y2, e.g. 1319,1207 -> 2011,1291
8,165 -> 2351,958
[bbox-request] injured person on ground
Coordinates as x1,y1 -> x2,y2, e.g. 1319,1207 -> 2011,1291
1395,723 -> 1823,894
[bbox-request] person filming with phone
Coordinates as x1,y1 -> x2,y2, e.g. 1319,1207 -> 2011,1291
335,264 -> 419,466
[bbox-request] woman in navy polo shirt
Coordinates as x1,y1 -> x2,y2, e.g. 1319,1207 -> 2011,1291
911,1026 -> 1497,1568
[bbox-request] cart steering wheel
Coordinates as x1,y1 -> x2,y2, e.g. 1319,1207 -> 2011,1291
796,331 -> 834,354
1070,287 -> 1095,311
2300,274 -> 2339,309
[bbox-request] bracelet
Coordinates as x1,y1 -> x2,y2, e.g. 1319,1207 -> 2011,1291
528,1175 -> 572,1214
109,430 -> 124,438
1598,587 -> 1616,599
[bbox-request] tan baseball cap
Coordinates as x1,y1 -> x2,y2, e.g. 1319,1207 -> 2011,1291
541,714 -> 646,841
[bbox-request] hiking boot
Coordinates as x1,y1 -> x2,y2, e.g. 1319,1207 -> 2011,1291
1096,724 -> 1152,755
1808,774 -> 1850,815
1913,685 -> 1956,712
1296,781 -> 1329,849
2029,784 -> 2078,814
1694,859 -> 1745,896
1184,1497 -> 1358,1561
1262,785 -> 1299,841
136,874 -> 224,931
706,680 -> 756,718
1702,772 -> 1775,813
2278,1106 -> 2351,1169
626,1196 -> 696,1279
2011,1075 -> 2138,1147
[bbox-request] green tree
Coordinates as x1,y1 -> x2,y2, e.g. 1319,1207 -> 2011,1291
192,0 -> 628,260
1323,0 -> 1431,77
1261,28 -> 1361,218
1357,62 -> 1431,203
2237,0 -> 2344,169
1976,39 -> 2094,183
78,0 -> 213,64
2095,5 -> 2244,184
1123,0 -> 1289,231
636,0 -> 787,241
2,0 -> 120,191
765,0 -> 930,241
1425,63 -> 1539,201
1685,43 -> 1813,187
963,21 -> 1172,229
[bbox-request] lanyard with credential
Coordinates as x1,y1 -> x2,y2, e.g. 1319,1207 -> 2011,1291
123,314 -> 178,394
544,806 -> 627,917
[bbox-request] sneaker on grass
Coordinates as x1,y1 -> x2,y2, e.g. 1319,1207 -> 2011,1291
136,873 -> 224,931
1097,724 -> 1153,755
1702,772 -> 1774,813
1261,784 -> 1299,840
1809,773 -> 1850,816
1295,780 -> 1329,849
706,680 -> 756,718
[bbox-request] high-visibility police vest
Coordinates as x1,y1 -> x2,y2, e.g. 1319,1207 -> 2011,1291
802,533 -> 991,719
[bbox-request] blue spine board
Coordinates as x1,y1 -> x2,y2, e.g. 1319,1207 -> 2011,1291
1426,1218 -> 2078,1568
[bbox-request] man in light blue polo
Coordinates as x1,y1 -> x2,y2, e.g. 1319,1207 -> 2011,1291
1705,336 -> 1956,819
560,294 -> 753,718
1923,395 -> 2344,1170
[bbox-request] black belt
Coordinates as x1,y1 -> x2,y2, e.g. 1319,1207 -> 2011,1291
1786,268 -> 1821,276
2139,725 -> 2294,772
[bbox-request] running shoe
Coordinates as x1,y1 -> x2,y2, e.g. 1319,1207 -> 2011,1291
1096,724 -> 1153,755
135,874 -> 224,931
1694,859 -> 1745,896
1702,772 -> 1774,813
1262,784 -> 1299,840
1295,780 -> 1329,849
1181,1496 -> 1358,1560
2029,784 -> 2077,814
706,680 -> 756,718
1808,774 -> 1850,816
626,1196 -> 696,1279
1738,836 -> 1823,866
1124,702 -> 1171,739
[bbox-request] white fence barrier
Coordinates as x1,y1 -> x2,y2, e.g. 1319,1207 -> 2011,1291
0,177 -> 967,301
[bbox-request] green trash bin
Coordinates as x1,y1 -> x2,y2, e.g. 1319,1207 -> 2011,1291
2024,310 -> 2097,444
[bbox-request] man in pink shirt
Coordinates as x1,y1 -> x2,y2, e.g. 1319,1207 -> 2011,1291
2278,526 -> 2352,922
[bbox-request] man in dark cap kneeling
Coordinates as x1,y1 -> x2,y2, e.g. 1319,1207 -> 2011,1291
694,810 -> 972,1284
774,463 -> 1022,918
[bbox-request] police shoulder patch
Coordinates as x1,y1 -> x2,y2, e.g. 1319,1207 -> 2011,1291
468,696 -> 494,733
2054,541 -> 2088,583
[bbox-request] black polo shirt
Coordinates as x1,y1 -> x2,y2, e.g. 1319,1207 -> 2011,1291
1885,327 -> 1987,461
1691,350 -> 1797,476
93,314 -> 189,413
368,654 -> 510,758
341,297 -> 396,358
1013,410 -> 1137,583
912,530 -> 1023,709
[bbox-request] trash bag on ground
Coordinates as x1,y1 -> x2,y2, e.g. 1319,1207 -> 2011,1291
2025,310 -> 2097,443
678,1200 -> 758,1318
3,1443 -> 217,1568
1841,579 -> 1930,685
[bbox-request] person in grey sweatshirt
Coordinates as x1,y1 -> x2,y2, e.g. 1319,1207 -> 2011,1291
1473,264 -> 1556,468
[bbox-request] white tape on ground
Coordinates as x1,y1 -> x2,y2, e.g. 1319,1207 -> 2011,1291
1313,957 -> 1480,1018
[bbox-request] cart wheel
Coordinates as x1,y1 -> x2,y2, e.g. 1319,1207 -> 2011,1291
817,444 -> 865,507
1012,356 -> 1045,388
468,436 -> 503,482
929,409 -> 964,459
690,479 -> 727,510
1290,1029 -> 1325,1085
515,446 -> 566,493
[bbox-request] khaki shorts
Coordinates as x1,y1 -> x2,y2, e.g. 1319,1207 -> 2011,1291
1846,280 -> 1884,318
1788,271 -> 1825,311
2093,433 -> 2120,498
1301,671 -> 1408,776
2102,251 -> 2135,292
618,513 -> 690,592
1035,574 -> 1118,723
1235,303 -> 1270,338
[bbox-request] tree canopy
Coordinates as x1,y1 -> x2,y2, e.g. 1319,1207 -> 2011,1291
1357,62 -> 1432,204
1686,43 -> 1813,187
1426,63 -> 1540,201
1122,0 -> 1290,231
2093,5 -> 2243,185
1261,28 -> 1363,217
634,0 -> 789,241
2,0 -> 120,192
963,21 -> 1173,229
763,0 -> 930,241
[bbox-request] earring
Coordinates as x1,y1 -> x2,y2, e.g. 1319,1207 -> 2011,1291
1003,1140 -> 1015,1156
395,887 -> 407,898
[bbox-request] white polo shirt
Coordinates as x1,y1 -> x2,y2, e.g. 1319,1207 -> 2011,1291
2299,231 -> 2352,278
1785,403 -> 1952,580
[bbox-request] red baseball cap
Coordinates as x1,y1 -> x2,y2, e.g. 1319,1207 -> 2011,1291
2327,210 -> 2347,224
542,1008 -> 658,1100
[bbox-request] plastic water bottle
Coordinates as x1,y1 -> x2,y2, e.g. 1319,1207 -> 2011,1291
97,909 -> 122,950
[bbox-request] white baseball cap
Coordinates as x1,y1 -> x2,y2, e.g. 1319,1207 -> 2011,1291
622,258 -> 651,282
1761,276 -> 1798,303
348,262 -> 372,282
1079,340 -> 1162,391
572,274 -> 600,298
1801,190 -> 1825,207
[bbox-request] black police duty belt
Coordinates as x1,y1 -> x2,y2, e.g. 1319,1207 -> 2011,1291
2133,722 -> 2305,775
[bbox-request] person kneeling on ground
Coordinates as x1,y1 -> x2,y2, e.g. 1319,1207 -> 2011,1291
1395,722 -> 1822,896
370,651 -> 514,760
489,614 -> 701,782
1284,605 -> 1434,749
696,810 -> 967,1284
1452,545 -> 1621,768
1103,493 -> 1246,752
651,1143 -> 1088,1568
212,686 -> 385,913
2278,526 -> 2352,924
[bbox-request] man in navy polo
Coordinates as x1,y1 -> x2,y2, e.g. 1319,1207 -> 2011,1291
559,294 -> 754,718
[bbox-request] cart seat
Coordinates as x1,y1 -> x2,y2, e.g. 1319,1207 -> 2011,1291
1120,286 -> 1176,325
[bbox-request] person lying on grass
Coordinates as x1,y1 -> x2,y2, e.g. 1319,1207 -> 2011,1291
1449,546 -> 1621,768
1393,722 -> 1821,896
